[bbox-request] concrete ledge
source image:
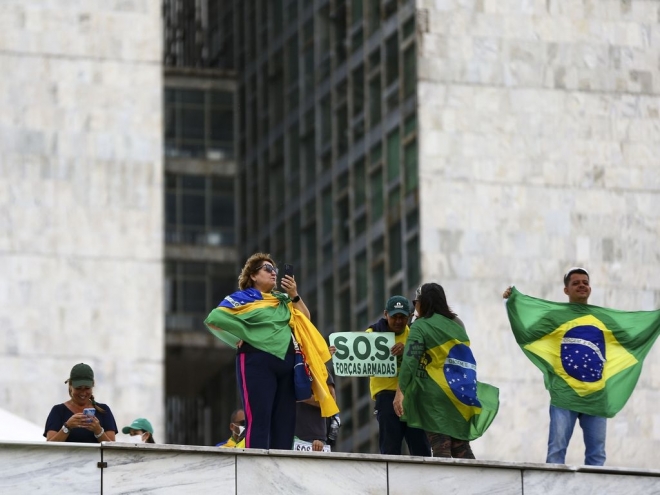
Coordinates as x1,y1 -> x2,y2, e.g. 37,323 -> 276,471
1,441 -> 659,494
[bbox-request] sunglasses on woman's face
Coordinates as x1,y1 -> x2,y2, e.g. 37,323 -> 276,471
256,264 -> 278,274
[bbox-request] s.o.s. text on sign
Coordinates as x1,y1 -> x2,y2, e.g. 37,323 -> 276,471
329,332 -> 396,377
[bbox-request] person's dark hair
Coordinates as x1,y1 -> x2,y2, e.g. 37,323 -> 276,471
230,408 -> 244,424
563,267 -> 589,287
417,283 -> 457,320
145,433 -> 155,443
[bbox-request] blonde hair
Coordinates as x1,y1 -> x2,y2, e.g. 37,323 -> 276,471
238,253 -> 276,290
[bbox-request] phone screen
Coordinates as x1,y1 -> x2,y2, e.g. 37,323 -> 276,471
83,408 -> 96,417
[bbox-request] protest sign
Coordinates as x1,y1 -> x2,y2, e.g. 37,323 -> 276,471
293,437 -> 331,452
329,332 -> 396,377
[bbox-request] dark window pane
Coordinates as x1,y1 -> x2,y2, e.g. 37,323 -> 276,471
355,215 -> 366,236
212,176 -> 233,194
352,66 -> 364,116
321,96 -> 332,146
165,192 -> 177,225
371,263 -> 385,315
356,251 -> 367,298
181,280 -> 207,312
403,16 -> 415,39
385,35 -> 398,86
211,110 -> 234,142
180,108 -> 205,140
339,289 -> 351,332
386,129 -> 400,181
165,173 -> 177,189
407,209 -> 419,231
287,36 -> 299,83
211,196 -> 234,227
389,221 -> 402,274
370,168 -> 383,221
403,45 -> 416,98
178,89 -> 204,104
406,235 -> 420,287
181,175 -> 205,190
338,196 -> 350,248
352,0 -> 363,25
210,91 -> 233,105
181,193 -> 206,226
354,159 -> 366,205
337,104 -> 348,156
404,139 -> 418,193
370,142 -> 382,164
165,105 -> 176,140
404,114 -> 416,136
368,0 -> 380,34
323,277 -> 334,328
369,75 -> 381,125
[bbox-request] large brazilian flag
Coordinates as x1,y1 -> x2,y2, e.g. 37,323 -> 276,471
506,287 -> 660,417
398,314 -> 499,441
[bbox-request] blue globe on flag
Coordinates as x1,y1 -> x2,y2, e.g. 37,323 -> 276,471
443,344 -> 481,407
560,325 -> 606,383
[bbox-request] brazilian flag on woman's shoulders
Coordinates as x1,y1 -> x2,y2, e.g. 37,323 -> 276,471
399,314 -> 500,441
506,287 -> 660,418
205,288 -> 339,417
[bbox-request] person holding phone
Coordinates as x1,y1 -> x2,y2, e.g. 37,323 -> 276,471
205,253 -> 338,450
44,363 -> 118,443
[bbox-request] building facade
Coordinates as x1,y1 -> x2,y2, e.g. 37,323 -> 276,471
230,0 -> 660,467
231,0 -> 421,453
415,0 -> 660,468
162,0 -> 241,445
0,1 -> 164,437
2,0 -> 658,467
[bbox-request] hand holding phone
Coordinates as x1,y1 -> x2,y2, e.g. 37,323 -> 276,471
283,264 -> 294,277
83,408 -> 96,423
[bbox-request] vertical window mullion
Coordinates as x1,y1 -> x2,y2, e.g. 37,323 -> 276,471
205,176 -> 211,239
175,175 -> 182,241
204,90 -> 210,154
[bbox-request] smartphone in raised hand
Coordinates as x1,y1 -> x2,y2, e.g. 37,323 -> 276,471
283,264 -> 294,277
83,408 -> 96,423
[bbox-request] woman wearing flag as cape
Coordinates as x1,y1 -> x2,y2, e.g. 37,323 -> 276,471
205,253 -> 338,450
394,283 -> 499,458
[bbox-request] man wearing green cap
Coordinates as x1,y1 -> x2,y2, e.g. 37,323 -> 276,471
365,296 -> 431,456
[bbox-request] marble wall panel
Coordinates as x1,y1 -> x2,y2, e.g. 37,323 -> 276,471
103,446 -> 236,494
237,453 -> 388,495
0,0 -> 164,438
416,0 -> 660,470
522,469 -> 660,495
0,443 -> 100,494
388,461 -> 523,495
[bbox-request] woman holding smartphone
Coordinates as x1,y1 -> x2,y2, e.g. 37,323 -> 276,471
44,363 -> 117,443
205,253 -> 338,450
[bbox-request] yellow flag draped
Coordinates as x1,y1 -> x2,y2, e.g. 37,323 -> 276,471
289,305 -> 339,417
